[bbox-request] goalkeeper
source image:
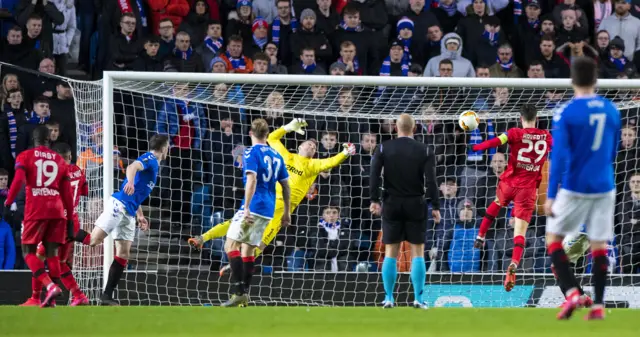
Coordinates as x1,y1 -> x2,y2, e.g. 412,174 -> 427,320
188,118 -> 356,269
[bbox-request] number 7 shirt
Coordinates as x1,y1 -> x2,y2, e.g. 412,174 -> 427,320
5,146 -> 73,221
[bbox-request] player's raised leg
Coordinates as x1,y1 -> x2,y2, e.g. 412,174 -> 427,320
504,191 -> 536,292
474,200 -> 502,249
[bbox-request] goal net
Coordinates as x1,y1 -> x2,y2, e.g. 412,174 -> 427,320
69,73 -> 640,307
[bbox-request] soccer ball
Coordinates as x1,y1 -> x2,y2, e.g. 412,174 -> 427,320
458,110 -> 480,131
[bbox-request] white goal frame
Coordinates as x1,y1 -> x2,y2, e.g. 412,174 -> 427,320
100,71 -> 639,291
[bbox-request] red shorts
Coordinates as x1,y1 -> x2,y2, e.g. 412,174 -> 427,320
496,182 -> 537,223
36,241 -> 74,261
22,219 -> 65,245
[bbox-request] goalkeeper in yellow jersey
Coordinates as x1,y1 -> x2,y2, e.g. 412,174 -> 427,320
188,118 -> 356,272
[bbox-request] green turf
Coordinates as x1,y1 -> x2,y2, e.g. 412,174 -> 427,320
0,307 -> 637,337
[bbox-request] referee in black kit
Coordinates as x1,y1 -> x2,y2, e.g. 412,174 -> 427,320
369,113 -> 441,309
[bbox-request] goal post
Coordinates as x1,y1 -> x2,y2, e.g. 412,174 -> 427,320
74,71 -> 640,307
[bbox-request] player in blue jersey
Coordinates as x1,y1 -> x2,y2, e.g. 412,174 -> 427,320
545,57 -> 621,321
222,119 -> 291,307
74,134 -> 169,305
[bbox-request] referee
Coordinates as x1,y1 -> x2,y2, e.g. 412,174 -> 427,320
369,113 -> 441,309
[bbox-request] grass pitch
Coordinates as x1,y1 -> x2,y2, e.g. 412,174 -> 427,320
0,307 -> 638,337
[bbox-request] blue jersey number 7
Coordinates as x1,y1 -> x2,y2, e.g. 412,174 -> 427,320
589,113 -> 606,151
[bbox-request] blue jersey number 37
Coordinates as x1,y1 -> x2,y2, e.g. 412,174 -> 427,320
589,113 -> 606,151
262,156 -> 282,182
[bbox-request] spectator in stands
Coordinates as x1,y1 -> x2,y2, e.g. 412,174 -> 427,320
191,0 -> 220,20
263,41 -> 288,73
0,168 -> 16,270
432,0 -> 462,34
15,0 -> 63,57
489,43 -> 523,78
513,0 -> 542,70
170,31 -> 206,72
220,34 -> 254,73
49,81 -> 76,161
469,16 -> 505,68
262,91 -> 286,128
199,20 -> 224,72
476,64 -> 490,77
595,0 -> 614,32
210,57 -> 227,73
342,131 -> 376,231
552,0 -> 589,33
350,0 -> 388,60
204,114 -> 241,212
402,0 -> 438,47
379,39 -> 410,77
50,0 -> 76,76
269,0 -> 297,66
307,203 -> 352,271
297,85 -> 331,117
601,36 -> 637,78
457,0 -> 508,16
555,8 -> 588,47
149,0 -> 189,36
424,33 -> 475,78
535,34 -> 570,78
438,59 -> 454,77
4,89 -> 25,114
108,13 -> 141,71
132,35 -> 164,71
456,0 -> 489,59
0,89 -> 27,169
318,130 -> 339,158
252,0 -> 277,24
0,74 -> 21,111
76,0 -> 98,72
314,0 -> 339,35
600,0 -> 640,60
331,3 -> 377,75
527,60 -> 545,78
540,14 -> 555,36
616,125 -> 639,197
178,0 -> 211,48
226,0 -> 254,42
329,61 -> 346,75
15,96 -> 49,155
417,24 -> 442,67
618,171 -> 640,273
291,9 -> 332,69
157,84 -> 206,223
245,17 -> 268,59
45,119 -> 60,146
556,35 -> 599,65
157,18 -> 176,59
291,47 -> 325,74
431,177 -> 460,271
0,26 -> 41,70
595,30 -> 611,59
448,198 -> 480,272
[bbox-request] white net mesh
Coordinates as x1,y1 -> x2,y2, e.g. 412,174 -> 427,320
69,75 -> 640,307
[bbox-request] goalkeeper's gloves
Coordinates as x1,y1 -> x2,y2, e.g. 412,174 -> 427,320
342,143 -> 356,156
283,118 -> 308,135
66,219 -> 75,242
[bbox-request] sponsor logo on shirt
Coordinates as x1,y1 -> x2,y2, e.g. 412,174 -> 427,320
286,164 -> 303,176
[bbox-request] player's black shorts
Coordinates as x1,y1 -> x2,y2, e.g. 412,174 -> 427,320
382,196 -> 426,245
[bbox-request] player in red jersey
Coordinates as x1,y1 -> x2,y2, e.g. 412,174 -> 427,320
4,126 -> 74,308
24,143 -> 90,307
471,105 -> 552,291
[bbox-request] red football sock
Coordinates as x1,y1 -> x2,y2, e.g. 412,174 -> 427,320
46,257 -> 61,286
24,253 -> 53,287
60,262 -> 84,298
75,229 -> 91,245
31,276 -> 42,300
478,203 -> 501,238
511,235 -> 526,266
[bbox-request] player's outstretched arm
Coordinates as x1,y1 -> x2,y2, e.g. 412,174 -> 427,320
267,119 -> 307,158
123,161 -> 145,195
3,166 -> 25,207
472,133 -> 508,152
310,143 -> 355,174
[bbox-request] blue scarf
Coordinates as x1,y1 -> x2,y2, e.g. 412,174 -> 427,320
610,56 -> 629,72
440,3 -> 457,16
338,56 -> 360,74
339,20 -> 361,32
175,100 -> 196,121
379,57 -> 409,76
496,56 -> 513,71
399,37 -> 412,62
319,219 -> 341,229
225,51 -> 247,70
467,119 -> 495,161
514,0 -> 522,24
482,31 -> 499,47
136,0 -> 147,27
204,36 -> 223,54
253,35 -> 267,50
319,219 -> 341,240
271,17 -> 297,45
174,46 -> 193,60
528,19 -> 540,30
5,110 -> 22,158
27,111 -> 49,125
302,62 -> 317,74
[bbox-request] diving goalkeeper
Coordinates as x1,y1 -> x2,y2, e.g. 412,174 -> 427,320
188,118 -> 356,269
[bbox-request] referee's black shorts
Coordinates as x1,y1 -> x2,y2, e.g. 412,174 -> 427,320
381,196 -> 426,245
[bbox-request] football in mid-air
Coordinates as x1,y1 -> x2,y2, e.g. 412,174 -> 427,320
458,110 -> 480,131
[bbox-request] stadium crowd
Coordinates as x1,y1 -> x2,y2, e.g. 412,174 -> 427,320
0,0 -> 639,275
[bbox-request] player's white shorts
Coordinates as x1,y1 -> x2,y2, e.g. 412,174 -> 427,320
546,189 -> 615,242
226,207 -> 271,246
95,197 -> 136,241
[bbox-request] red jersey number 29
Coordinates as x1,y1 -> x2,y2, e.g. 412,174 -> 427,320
517,139 -> 548,163
35,159 -> 58,187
